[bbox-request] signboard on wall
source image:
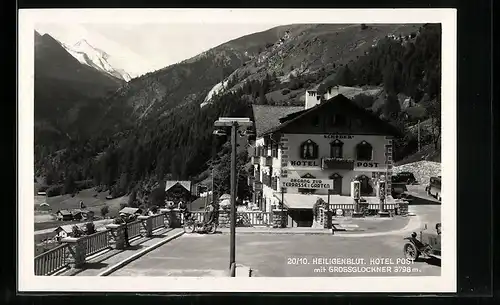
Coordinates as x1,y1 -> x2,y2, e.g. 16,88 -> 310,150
281,178 -> 333,189
288,160 -> 320,167
354,161 -> 386,171
323,134 -> 354,139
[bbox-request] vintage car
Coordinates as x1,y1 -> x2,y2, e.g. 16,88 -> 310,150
403,223 -> 441,261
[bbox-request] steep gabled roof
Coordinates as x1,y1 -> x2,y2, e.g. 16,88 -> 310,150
252,105 -> 304,137
57,210 -> 72,216
165,181 -> 192,192
262,94 -> 403,137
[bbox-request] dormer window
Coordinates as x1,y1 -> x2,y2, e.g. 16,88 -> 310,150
300,140 -> 318,160
356,141 -> 373,161
330,139 -> 344,158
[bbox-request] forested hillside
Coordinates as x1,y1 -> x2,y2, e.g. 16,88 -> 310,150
35,23 -> 441,206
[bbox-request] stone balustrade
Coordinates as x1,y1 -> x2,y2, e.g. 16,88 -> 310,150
34,213 -> 167,276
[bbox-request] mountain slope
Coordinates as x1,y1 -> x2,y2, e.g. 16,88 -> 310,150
99,23 -> 420,122
34,31 -> 125,148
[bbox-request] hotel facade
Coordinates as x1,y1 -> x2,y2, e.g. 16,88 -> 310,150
249,88 -> 402,227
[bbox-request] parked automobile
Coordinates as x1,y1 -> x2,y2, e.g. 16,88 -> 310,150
425,176 -> 441,201
403,223 -> 441,262
391,172 -> 417,184
391,183 -> 413,203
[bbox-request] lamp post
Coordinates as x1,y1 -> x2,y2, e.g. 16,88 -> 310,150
213,117 -> 254,277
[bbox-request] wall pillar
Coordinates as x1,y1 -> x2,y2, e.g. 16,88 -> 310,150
272,209 -> 288,228
106,224 -> 127,250
62,237 -> 86,268
218,208 -> 230,228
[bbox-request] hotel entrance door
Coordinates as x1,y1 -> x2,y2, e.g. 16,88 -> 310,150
289,209 -> 313,227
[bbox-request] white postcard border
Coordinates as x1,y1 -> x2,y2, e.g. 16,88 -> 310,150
18,8 -> 457,293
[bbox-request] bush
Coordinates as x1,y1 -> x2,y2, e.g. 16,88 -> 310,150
38,185 -> 49,192
46,185 -> 63,197
281,89 -> 291,95
100,205 -> 109,218
85,222 -> 96,235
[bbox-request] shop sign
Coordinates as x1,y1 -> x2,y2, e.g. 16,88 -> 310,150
323,134 -> 354,139
354,161 -> 381,169
281,178 -> 333,189
288,160 -> 320,167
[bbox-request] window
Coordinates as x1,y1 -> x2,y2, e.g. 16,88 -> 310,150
300,139 -> 319,160
330,139 -> 344,158
331,114 -> 346,127
356,141 -> 373,161
329,173 -> 343,195
299,173 -> 316,194
271,144 -> 278,158
312,116 -> 320,127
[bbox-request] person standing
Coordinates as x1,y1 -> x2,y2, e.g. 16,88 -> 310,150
119,213 -> 131,248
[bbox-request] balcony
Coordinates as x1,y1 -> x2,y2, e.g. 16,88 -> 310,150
322,158 -> 355,170
251,156 -> 260,165
262,156 -> 273,167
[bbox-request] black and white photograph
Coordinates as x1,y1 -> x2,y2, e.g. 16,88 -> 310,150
18,9 -> 457,293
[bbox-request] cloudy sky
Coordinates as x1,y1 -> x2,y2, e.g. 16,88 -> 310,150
35,23 -> 279,77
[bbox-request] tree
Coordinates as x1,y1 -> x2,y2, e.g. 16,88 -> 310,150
63,173 -> 76,194
100,205 -> 109,218
422,96 -> 441,149
128,189 -> 138,208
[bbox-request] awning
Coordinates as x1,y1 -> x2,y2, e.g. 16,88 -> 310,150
280,194 -> 327,209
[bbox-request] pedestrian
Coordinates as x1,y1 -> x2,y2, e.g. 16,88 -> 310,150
120,213 -> 131,248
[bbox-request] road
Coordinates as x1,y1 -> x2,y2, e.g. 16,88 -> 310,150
110,204 -> 441,277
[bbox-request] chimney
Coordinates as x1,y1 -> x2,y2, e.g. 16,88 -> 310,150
304,90 -> 320,110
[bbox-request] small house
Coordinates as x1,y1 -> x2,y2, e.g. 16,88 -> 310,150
56,210 -> 73,221
53,225 -> 75,238
71,209 -> 95,221
119,207 -> 143,216
71,210 -> 83,220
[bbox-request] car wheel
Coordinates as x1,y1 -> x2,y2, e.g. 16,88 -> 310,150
403,242 -> 420,261
184,223 -> 195,233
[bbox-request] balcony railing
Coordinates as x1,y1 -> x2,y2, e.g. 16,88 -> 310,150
322,158 -> 355,170
151,214 -> 165,231
81,230 -> 111,257
34,243 -> 71,276
127,220 -> 143,239
251,156 -> 260,165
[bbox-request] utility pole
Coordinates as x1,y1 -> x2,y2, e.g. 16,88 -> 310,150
417,120 -> 421,152
230,122 -> 237,277
213,117 -> 253,278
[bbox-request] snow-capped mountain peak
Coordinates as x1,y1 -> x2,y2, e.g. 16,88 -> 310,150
62,39 -> 132,82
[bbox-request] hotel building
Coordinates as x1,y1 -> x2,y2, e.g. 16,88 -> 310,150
249,88 -> 402,227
